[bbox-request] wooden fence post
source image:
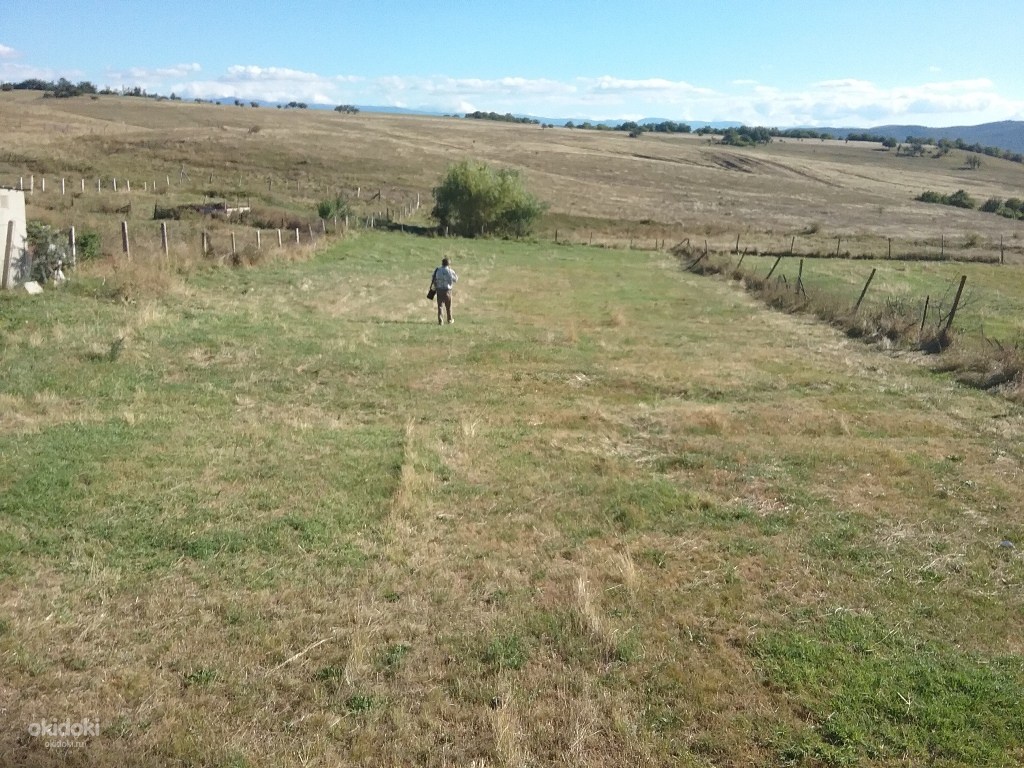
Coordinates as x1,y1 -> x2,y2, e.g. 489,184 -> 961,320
919,296 -> 930,336
943,276 -> 968,334
3,220 -> 14,289
295,228 -> 300,244
256,230 -> 261,250
121,221 -> 130,259
68,225 -> 76,266
853,268 -> 876,313
231,232 -> 236,255
765,255 -> 783,280
734,234 -> 740,254
277,229 -> 282,247
160,222 -> 168,257
796,258 -> 805,295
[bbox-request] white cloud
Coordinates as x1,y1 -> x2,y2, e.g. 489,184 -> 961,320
104,63 -> 202,93
224,65 -> 319,82
763,77 -> 1020,126
171,65 -> 344,104
0,43 -> 17,59
586,76 -> 713,96
8,54 -> 1017,126
0,62 -> 82,83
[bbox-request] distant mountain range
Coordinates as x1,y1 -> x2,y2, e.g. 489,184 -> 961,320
836,121 -> 1024,154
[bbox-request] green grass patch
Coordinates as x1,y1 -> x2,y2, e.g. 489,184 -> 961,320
755,613 -> 1024,765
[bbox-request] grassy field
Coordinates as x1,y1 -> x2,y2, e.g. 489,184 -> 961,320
2,231 -> 1023,766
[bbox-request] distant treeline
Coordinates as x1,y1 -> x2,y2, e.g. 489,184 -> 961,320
687,124 -> 1023,163
464,112 -> 693,134
0,78 -> 101,98
564,120 -> 692,134
0,78 -> 192,101
465,111 -> 541,125
901,136 -> 1024,164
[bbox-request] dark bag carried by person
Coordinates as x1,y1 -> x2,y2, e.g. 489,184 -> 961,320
427,267 -> 438,300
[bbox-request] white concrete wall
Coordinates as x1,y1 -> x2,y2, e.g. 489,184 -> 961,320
0,189 -> 29,288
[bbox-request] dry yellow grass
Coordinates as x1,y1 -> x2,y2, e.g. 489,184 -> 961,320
2,89 -> 1023,262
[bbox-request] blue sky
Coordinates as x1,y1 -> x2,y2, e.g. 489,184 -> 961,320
1,0 -> 1022,126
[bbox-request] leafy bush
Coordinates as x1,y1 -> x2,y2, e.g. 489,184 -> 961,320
945,189 -> 976,209
25,221 -> 70,282
981,197 -> 1004,213
432,160 -> 545,238
76,231 -> 102,261
916,189 -> 976,209
315,195 -> 352,221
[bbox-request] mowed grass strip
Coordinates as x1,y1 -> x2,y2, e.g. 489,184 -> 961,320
1,231 -> 1022,766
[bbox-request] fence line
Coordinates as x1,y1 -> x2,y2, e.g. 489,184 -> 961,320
557,229 -> 1019,266
1,172 -> 424,212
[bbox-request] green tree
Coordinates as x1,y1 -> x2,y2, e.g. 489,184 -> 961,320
431,160 -> 545,238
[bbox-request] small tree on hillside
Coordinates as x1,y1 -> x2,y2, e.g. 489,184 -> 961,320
432,160 -> 545,238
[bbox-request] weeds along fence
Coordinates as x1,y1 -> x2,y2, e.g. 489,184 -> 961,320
3,167 -> 428,274
679,248 -> 1024,399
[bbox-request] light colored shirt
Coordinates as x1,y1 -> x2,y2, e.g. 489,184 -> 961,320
433,266 -> 458,291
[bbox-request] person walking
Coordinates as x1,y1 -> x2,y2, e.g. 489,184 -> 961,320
431,257 -> 458,325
